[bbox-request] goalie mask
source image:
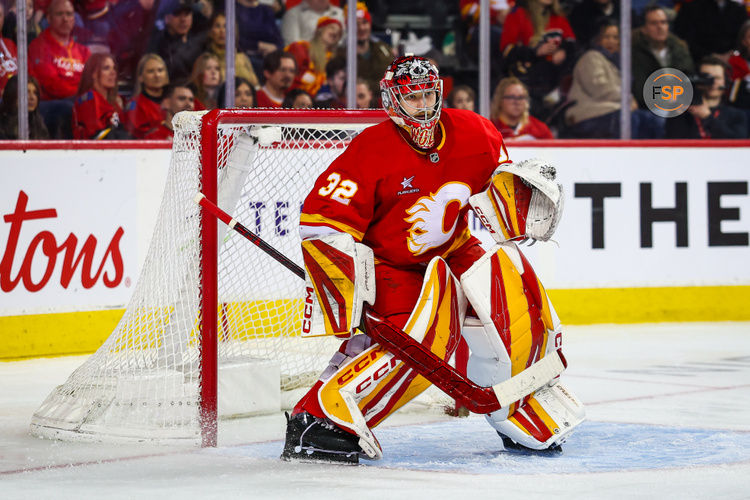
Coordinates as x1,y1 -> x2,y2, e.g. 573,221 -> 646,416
380,55 -> 443,149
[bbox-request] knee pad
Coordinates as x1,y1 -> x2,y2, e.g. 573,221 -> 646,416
314,257 -> 467,459
460,242 -> 585,445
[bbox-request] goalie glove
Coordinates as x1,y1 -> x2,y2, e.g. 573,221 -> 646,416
300,233 -> 376,338
469,158 -> 563,243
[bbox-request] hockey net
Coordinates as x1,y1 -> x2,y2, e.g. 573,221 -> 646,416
30,109 -> 404,445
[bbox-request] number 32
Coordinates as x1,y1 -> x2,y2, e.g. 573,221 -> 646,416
318,172 -> 358,205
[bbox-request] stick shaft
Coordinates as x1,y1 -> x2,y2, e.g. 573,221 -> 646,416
194,192 -> 504,413
195,193 -> 304,280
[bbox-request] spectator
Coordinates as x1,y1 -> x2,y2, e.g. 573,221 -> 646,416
188,52 -> 222,110
313,55 -> 345,108
1,2 -> 18,99
29,0 -> 90,139
72,53 -> 130,139
217,77 -> 256,108
490,76 -> 554,139
500,0 -> 576,117
146,0 -> 207,83
460,0 -> 508,77
260,0 -> 285,17
205,11 -> 259,89
76,0 -> 115,49
0,75 -> 49,139
355,78 -> 375,108
286,16 -> 342,96
674,0 -> 747,63
631,5 -> 694,109
155,0 -> 213,34
336,1 -> 393,92
158,81 -> 196,139
666,56 -> 748,139
729,20 -> 750,123
568,0 -> 620,49
256,50 -> 296,107
236,0 -> 284,77
565,19 -> 635,138
281,0 -> 343,46
447,84 -> 477,111
125,53 -> 170,139
107,0 -> 159,91
282,87 -> 313,108
2,0 -> 42,43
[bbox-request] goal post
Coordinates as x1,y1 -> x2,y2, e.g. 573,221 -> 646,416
30,109 -> 386,446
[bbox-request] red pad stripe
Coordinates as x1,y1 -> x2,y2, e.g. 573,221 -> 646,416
302,246 -> 348,331
512,405 -> 554,442
489,253 -> 512,350
308,239 -> 357,281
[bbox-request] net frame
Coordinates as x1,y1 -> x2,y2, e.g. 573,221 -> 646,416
29,109 -> 387,447
197,109 -> 386,445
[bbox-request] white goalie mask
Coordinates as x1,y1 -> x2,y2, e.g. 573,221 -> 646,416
380,55 -> 443,149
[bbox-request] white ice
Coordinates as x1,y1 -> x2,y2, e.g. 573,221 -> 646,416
2,322 -> 750,499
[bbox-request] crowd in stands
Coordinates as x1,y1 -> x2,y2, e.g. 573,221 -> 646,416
1,0 -> 750,140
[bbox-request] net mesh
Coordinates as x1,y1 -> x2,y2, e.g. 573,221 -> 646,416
30,111 -> 382,443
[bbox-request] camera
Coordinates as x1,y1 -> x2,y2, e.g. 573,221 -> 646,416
689,73 -> 715,105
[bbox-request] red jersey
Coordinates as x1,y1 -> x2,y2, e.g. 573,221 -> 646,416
256,87 -> 283,108
285,40 -> 327,96
729,51 -> 750,80
125,92 -> 168,139
300,108 -> 510,268
500,7 -> 575,51
72,90 -> 123,139
0,37 -> 18,98
29,29 -> 90,100
492,115 -> 554,140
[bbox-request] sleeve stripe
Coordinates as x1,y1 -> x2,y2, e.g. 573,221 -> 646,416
300,213 -> 365,241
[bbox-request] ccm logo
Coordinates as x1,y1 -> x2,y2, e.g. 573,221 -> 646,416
336,348 -> 399,392
302,287 -> 315,334
354,356 -> 400,394
473,206 -> 496,234
554,332 -> 562,349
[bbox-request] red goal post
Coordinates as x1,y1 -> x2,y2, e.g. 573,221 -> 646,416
197,109 -> 386,445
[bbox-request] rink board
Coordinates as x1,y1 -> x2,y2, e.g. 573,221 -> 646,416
1,140 -> 750,359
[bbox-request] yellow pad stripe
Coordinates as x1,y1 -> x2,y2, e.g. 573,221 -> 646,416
299,213 -> 364,241
494,251 -> 535,377
301,239 -> 355,336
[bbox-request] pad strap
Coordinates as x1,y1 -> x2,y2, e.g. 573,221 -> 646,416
301,233 -> 375,337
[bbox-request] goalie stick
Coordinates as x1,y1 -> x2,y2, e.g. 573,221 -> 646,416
194,193 -> 567,414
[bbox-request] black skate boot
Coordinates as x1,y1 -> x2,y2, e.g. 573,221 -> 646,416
498,432 -> 563,454
280,412 -> 363,464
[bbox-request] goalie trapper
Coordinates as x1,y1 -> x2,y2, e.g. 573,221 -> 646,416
280,412 -> 365,465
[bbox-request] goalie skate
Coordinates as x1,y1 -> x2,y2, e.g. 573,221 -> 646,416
280,412 -> 364,465
498,433 -> 564,455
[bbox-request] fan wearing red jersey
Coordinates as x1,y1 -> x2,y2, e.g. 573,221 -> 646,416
281,55 -> 584,464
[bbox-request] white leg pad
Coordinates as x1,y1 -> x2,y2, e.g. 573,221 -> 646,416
487,382 -> 586,450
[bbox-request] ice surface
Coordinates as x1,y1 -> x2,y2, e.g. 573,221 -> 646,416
2,322 -> 750,499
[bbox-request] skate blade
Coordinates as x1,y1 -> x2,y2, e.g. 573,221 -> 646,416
280,448 -> 360,465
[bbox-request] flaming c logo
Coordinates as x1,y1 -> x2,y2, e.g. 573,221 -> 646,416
404,182 -> 471,256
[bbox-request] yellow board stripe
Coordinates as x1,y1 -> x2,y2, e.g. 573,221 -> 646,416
0,309 -> 125,360
3,286 -> 750,360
